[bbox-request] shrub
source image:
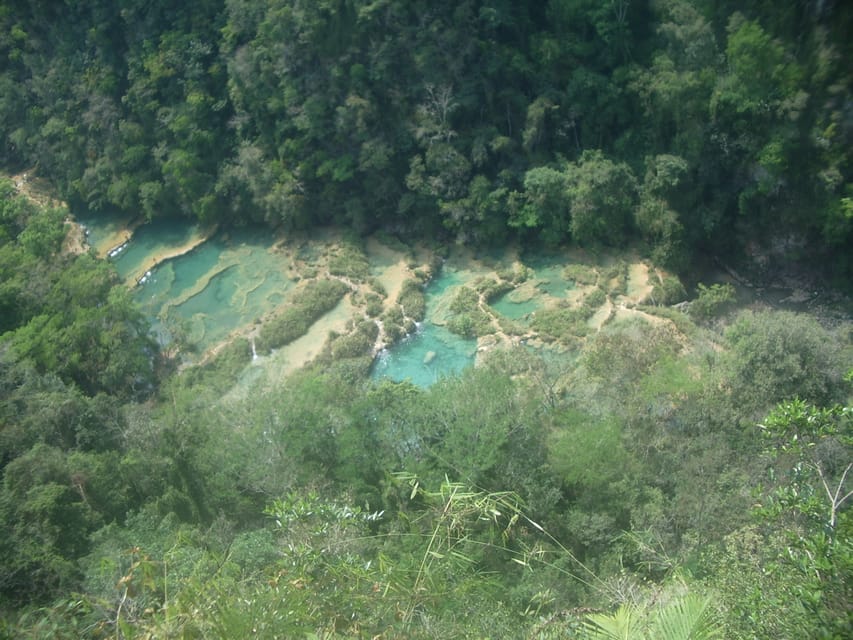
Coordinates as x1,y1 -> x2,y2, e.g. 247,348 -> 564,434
583,287 -> 607,310
256,279 -> 349,353
364,293 -> 384,317
473,277 -> 513,303
397,279 -> 426,321
449,286 -> 480,314
723,310 -> 849,408
328,244 -> 370,281
530,304 -> 591,343
179,337 -> 252,394
563,264 -> 598,285
651,274 -> 688,305
330,320 -> 379,359
690,283 -> 736,320
445,286 -> 494,337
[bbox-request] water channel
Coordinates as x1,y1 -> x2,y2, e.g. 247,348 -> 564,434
80,215 -> 481,386
78,216 -> 661,388
370,271 -> 477,386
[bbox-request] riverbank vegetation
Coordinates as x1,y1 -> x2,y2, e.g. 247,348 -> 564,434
1,0 -> 851,282
1,181 -> 850,637
1,1 -> 852,638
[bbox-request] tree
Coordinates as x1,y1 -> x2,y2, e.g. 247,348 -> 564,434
510,165 -> 570,243
706,401 -> 852,639
723,310 -> 849,412
566,150 -> 638,246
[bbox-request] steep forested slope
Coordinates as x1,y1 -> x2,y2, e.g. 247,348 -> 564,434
0,2 -> 852,638
1,0 -> 851,274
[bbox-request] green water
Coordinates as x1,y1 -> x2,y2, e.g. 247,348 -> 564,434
371,322 -> 476,387
133,229 -> 295,354
81,215 -> 491,383
113,218 -> 200,282
76,211 -> 132,256
490,253 -> 575,321
371,267 -> 476,386
490,293 -> 539,320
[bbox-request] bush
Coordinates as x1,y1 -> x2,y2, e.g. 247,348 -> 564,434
583,287 -> 607,310
530,304 -> 591,343
690,282 -> 736,320
397,279 -> 426,321
723,310 -> 849,409
180,337 -> 252,394
449,286 -> 480,314
446,286 -> 494,338
256,279 -> 349,353
329,320 -> 379,359
364,293 -> 384,317
563,264 -> 598,285
651,274 -> 688,305
328,244 -> 370,281
473,277 -> 513,303
381,305 -> 406,343
367,277 -> 387,297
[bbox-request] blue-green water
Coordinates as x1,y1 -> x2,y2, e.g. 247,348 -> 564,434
82,214 -> 481,382
76,211 -> 135,256
490,253 -> 575,321
372,321 -> 477,387
112,218 -> 200,282
371,268 -> 476,386
490,294 -> 539,320
371,322 -> 476,387
133,229 -> 295,354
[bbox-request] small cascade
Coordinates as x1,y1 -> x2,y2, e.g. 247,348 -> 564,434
251,336 -> 258,361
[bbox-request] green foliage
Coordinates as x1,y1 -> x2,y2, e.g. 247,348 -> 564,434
2,0 -> 853,635
584,287 -> 608,310
397,278 -> 426,321
689,283 -> 736,320
326,319 -> 379,360
564,263 -> 599,286
445,286 -> 494,338
255,279 -> 349,353
363,291 -> 384,317
473,276 -> 514,302
723,310 -> 849,410
0,0 -> 849,272
178,337 -> 253,396
758,401 -> 851,532
583,594 -> 721,640
549,411 -> 631,495
565,150 -> 639,247
651,273 -> 688,305
328,242 -> 370,282
0,191 -> 158,400
705,401 -> 852,639
530,304 -> 592,344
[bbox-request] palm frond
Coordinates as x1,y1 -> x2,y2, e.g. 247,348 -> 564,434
653,594 -> 722,640
583,604 -> 646,640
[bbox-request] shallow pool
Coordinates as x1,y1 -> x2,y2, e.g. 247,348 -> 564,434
371,267 -> 476,386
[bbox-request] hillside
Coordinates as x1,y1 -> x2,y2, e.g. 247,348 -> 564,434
1,2 -> 852,638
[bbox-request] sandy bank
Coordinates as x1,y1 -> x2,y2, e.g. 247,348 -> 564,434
125,225 -> 218,286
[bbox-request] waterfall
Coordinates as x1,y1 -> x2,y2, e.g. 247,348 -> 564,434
251,336 -> 258,361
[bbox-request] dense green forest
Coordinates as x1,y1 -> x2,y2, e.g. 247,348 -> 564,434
1,0 -> 852,273
1,0 -> 852,638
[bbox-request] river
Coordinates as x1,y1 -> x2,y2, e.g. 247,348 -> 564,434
77,214 -> 665,388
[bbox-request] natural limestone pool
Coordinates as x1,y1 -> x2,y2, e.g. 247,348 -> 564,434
77,214 -> 663,388
370,270 -> 477,386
